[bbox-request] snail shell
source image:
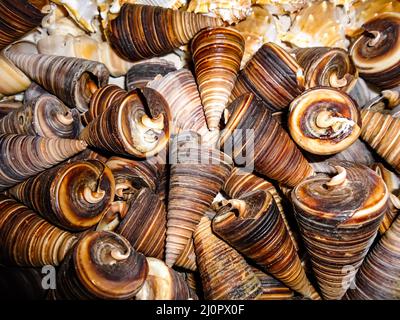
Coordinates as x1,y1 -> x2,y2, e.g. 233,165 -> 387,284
0,134 -> 87,191
0,92 -> 80,139
194,214 -> 262,300
116,188 -> 166,259
288,87 -> 362,155
292,47 -> 358,92
0,195 -> 77,267
350,13 -> 400,89
4,47 -> 110,112
55,231 -> 148,300
344,214 -> 400,300
291,163 -> 389,300
191,27 -> 245,131
9,160 -> 115,232
213,190 -> 320,300
107,3 -> 223,62
126,58 -> 177,91
231,43 -> 305,112
220,93 -> 314,187
136,257 -> 197,300
251,267 -> 294,300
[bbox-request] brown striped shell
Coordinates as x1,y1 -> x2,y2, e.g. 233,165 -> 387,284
251,267 -> 295,300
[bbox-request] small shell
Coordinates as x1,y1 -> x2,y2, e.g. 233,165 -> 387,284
191,27 -> 245,131
194,214 -> 262,300
213,190 -> 320,299
136,257 -> 197,300
107,4 -> 223,62
292,163 -> 389,300
0,195 -> 77,267
231,43 -> 305,112
55,231 -> 148,300
9,160 -> 115,232
116,188 -> 166,259
350,13 -> 400,89
288,87 -> 362,155
0,134 -> 87,191
220,93 -> 313,187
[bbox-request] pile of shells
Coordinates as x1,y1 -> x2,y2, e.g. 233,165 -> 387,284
0,0 -> 400,301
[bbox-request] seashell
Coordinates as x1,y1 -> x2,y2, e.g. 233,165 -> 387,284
350,13 -> 400,90
344,214 -> 400,300
165,134 -> 233,267
291,163 -> 389,300
0,101 -> 23,119
360,109 -> 400,174
251,267 -> 294,300
4,47 -> 110,112
222,167 -> 300,251
126,58 -> 177,91
174,237 -> 197,272
116,188 -> 166,259
69,148 -> 109,163
55,231 -> 148,300
220,93 -> 313,187
0,195 -> 77,267
0,133 -> 87,191
79,88 -> 169,158
136,257 -> 198,300
0,266 -> 47,300
281,1 -> 349,49
187,0 -> 252,24
9,160 -> 115,232
292,47 -> 358,92
37,34 -> 134,77
106,154 -> 165,201
213,190 -> 320,299
194,214 -> 262,300
288,87 -> 362,155
231,43 -> 305,112
0,0 -> 49,50
0,92 -> 80,139
107,4 -> 224,62
191,27 -> 245,131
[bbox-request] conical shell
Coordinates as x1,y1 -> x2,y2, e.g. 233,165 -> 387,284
251,267 -> 294,300
191,27 -> 244,131
126,58 -> 177,91
194,214 -> 262,300
289,87 -> 362,155
166,136 -> 233,266
116,188 -> 166,259
4,48 -> 110,112
291,163 -> 388,300
220,93 -> 313,187
55,231 -> 148,300
79,89 -> 169,158
213,190 -> 320,299
136,257 -> 198,300
0,195 -> 77,267
292,47 -> 358,92
9,160 -> 115,232
344,214 -> 400,300
230,43 -> 305,112
0,93 -> 80,138
350,13 -> 400,89
175,237 -> 197,272
107,3 -> 224,62
0,134 -> 87,191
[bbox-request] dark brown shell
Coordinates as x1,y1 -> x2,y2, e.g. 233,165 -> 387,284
213,190 -> 320,300
9,160 -> 115,232
116,188 -> 166,259
0,133 -> 87,191
220,93 -> 313,187
175,237 -> 197,272
231,43 -> 305,112
55,231 -> 148,300
0,195 -> 77,267
194,215 -> 262,300
251,267 -> 295,300
107,3 -> 223,62
291,163 -> 388,300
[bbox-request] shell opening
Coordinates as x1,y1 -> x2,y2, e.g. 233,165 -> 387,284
329,73 -> 348,88
315,110 -> 355,132
225,199 -> 247,218
56,111 -> 74,125
366,30 -> 382,47
110,248 -> 131,261
110,200 -> 128,219
83,186 -> 106,204
382,89 -> 400,108
326,166 -> 348,187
